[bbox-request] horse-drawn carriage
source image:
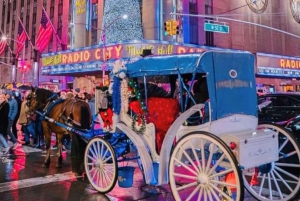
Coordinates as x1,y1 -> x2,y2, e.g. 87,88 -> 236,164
28,51 -> 300,201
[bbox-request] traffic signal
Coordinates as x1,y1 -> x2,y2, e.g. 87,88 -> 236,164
164,20 -> 172,36
171,20 -> 180,35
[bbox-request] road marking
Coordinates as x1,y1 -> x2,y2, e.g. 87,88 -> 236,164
0,172 -> 80,192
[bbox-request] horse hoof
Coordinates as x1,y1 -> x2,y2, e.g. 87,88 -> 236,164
42,164 -> 49,168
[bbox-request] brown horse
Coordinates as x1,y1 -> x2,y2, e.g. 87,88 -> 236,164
27,88 -> 91,169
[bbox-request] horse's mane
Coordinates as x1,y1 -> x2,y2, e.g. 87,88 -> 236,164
139,83 -> 171,98
35,88 -> 54,104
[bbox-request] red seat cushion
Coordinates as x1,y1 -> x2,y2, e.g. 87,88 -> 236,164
129,97 -> 180,153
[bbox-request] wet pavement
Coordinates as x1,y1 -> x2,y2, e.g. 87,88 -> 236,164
0,132 -> 297,201
0,142 -> 260,201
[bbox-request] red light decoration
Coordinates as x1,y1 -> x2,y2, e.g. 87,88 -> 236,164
229,142 -> 236,150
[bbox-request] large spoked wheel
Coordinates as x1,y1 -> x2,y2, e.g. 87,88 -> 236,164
169,132 -> 243,201
243,123 -> 300,201
84,137 -> 118,193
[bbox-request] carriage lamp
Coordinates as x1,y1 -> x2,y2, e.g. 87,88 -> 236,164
229,142 -> 236,150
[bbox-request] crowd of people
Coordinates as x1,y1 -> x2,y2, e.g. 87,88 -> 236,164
0,87 -> 96,155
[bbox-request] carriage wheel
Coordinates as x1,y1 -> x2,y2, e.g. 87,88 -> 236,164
84,137 -> 118,193
169,132 -> 243,201
243,123 -> 300,201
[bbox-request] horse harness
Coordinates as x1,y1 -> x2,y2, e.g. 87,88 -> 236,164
42,96 -> 84,127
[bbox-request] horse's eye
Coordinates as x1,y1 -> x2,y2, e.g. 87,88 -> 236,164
27,95 -> 32,100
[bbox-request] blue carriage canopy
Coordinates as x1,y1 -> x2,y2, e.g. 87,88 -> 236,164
125,51 -> 258,120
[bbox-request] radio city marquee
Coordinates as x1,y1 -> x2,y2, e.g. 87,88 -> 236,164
257,53 -> 300,78
41,41 -> 210,75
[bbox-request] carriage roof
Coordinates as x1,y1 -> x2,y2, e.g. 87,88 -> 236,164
126,51 -> 258,120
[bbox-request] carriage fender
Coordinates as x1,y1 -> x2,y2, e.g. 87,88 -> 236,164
158,104 -> 205,185
116,123 -> 157,185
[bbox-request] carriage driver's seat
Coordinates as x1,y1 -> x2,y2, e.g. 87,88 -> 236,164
129,97 -> 180,154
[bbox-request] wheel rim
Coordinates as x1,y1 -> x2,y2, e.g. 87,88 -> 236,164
169,132 -> 243,201
243,124 -> 300,201
84,137 -> 117,193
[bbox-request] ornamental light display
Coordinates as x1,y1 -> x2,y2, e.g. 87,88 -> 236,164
102,0 -> 143,43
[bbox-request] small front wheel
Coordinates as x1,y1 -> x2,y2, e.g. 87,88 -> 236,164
169,132 -> 243,201
84,137 -> 118,193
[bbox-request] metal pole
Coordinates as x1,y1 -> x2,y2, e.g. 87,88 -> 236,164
170,12 -> 300,39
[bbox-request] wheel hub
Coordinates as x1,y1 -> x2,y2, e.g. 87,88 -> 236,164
198,173 -> 209,185
94,159 -> 104,170
258,162 -> 274,174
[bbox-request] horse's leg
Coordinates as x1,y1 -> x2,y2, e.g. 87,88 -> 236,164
42,123 -> 51,168
56,133 -> 64,168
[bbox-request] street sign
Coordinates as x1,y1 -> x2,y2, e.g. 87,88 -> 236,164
204,23 -> 229,34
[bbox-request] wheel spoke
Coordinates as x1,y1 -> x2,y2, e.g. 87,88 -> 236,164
279,150 -> 297,159
87,153 -> 96,161
206,185 -> 214,201
189,141 -> 202,172
258,174 -> 266,196
174,158 -> 198,176
274,166 -> 299,181
210,183 -> 232,201
200,139 -> 205,171
275,162 -> 300,168
101,169 -> 109,188
101,147 -> 109,161
180,147 -> 199,174
91,168 -> 98,181
278,138 -> 288,152
209,168 -> 234,179
89,145 -> 98,159
92,143 -> 98,158
176,181 -> 198,191
273,169 -> 293,193
186,184 -> 200,201
210,179 -> 237,188
271,171 -> 283,199
99,142 -> 104,159
267,173 -> 273,200
209,185 -> 221,201
208,153 -> 225,175
88,166 -> 97,174
172,172 -> 198,180
205,144 -> 215,173
103,165 -> 115,176
103,155 -> 113,164
197,187 -> 203,201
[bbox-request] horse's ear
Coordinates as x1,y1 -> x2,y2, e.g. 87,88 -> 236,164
31,86 -> 35,92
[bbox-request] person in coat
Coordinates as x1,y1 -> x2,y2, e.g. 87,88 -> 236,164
0,94 -> 10,154
5,90 -> 20,149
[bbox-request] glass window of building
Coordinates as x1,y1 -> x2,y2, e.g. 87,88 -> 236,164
43,0 -> 47,7
205,0 -> 214,46
50,7 -> 54,18
13,0 -> 16,10
189,0 -> 198,44
21,0 -> 24,7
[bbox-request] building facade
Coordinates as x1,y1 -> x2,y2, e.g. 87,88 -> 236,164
1,0 -> 300,92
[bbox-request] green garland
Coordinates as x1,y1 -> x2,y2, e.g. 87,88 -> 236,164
128,79 -> 148,114
131,114 -> 146,135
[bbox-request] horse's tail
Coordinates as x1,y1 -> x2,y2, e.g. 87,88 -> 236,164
80,105 -> 91,129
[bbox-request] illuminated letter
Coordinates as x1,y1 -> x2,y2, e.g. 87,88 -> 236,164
177,47 -> 186,54
74,53 -> 80,62
280,59 -> 285,68
95,49 -> 101,59
67,54 -> 73,63
62,54 -> 67,64
291,60 -> 296,68
114,45 -> 122,58
84,51 -> 91,61
286,60 -> 291,68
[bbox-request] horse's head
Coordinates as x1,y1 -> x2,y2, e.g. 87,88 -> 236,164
27,87 -> 53,114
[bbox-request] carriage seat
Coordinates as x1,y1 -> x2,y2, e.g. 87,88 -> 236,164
129,97 -> 180,153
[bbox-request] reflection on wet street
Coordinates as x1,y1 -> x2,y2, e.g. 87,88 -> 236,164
0,142 -> 258,201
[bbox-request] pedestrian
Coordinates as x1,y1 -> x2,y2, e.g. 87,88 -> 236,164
5,90 -> 21,149
0,94 -> 10,154
12,90 -> 22,140
18,91 -> 37,147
